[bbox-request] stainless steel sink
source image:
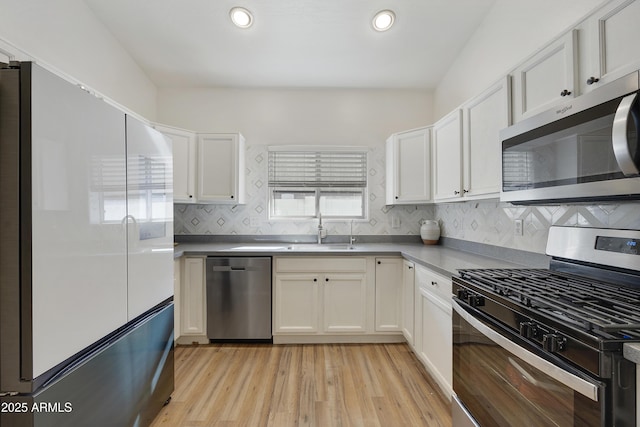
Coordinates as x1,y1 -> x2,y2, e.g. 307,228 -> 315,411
227,245 -> 287,251
286,244 -> 356,251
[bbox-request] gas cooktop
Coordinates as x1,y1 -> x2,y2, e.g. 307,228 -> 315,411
457,268 -> 640,341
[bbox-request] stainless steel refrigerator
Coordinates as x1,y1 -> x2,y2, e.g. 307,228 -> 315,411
0,62 -> 175,427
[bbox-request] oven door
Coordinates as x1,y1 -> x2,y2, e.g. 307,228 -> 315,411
500,70 -> 640,204
452,299 -> 605,427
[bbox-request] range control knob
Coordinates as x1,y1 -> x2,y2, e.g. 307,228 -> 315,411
542,333 -> 566,353
457,289 -> 469,300
519,321 -> 538,339
468,294 -> 485,308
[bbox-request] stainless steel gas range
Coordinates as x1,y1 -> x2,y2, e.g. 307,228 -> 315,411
452,226 -> 640,427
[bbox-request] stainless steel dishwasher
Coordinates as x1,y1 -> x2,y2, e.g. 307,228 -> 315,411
206,257 -> 272,341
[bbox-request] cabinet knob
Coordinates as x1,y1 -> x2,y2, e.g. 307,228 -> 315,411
395,196 -> 398,199
408,266 -> 413,270
325,278 -> 329,282
454,190 -> 460,195
189,194 -> 193,198
586,76 -> 600,85
560,89 -> 571,97
377,261 -> 381,264
431,281 -> 437,286
463,189 -> 469,194
230,195 -> 234,199
313,278 -> 318,282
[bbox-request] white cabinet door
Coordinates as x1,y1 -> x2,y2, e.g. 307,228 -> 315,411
433,109 -> 463,201
125,116 -> 174,320
323,273 -> 367,333
155,124 -> 197,203
181,257 -> 207,338
402,260 -> 415,347
418,286 -> 452,397
462,77 -> 511,199
274,274 -> 320,333
414,265 -> 453,398
374,258 -> 403,332
512,30 -> 578,122
197,133 -> 245,204
385,127 -> 431,204
174,258 -> 181,342
585,0 -> 640,91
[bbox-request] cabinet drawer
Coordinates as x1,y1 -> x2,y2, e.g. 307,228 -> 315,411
415,265 -> 453,303
275,257 -> 367,273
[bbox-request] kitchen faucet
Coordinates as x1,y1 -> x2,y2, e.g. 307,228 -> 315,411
317,213 -> 326,244
350,220 -> 356,246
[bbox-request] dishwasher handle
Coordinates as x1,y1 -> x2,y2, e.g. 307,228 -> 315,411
211,266 -> 247,272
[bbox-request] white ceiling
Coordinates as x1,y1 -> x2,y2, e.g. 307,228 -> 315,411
84,0 -> 496,90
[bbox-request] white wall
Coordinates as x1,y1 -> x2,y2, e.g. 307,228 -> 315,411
0,0 -> 157,120
433,0 -> 605,119
158,87 -> 433,147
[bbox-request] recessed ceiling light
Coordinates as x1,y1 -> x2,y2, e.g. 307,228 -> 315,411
230,7 -> 253,29
372,10 -> 395,32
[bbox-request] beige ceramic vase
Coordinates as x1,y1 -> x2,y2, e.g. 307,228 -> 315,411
420,220 -> 440,245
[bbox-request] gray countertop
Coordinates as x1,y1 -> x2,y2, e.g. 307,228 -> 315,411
624,343 -> 640,365
173,241 -> 531,278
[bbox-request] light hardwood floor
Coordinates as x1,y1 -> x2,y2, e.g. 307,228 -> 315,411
150,343 -> 452,427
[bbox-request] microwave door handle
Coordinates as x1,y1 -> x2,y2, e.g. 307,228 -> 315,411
612,92 -> 640,176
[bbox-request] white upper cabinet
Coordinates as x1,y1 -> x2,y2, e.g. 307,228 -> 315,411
512,30 -> 578,122
154,124 -> 197,203
386,127 -> 431,204
154,127 -> 246,204
197,133 -> 245,204
433,109 -> 463,201
461,77 -> 511,199
583,0 -> 640,92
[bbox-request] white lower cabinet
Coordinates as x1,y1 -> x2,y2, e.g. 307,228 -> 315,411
323,273 -> 367,333
273,257 -> 367,337
179,256 -> 208,344
274,273 -> 320,333
174,258 -> 181,343
273,256 -> 405,343
374,257 -> 403,332
414,265 -> 453,399
402,260 -> 415,347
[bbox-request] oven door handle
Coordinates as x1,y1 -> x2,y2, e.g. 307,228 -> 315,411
612,91 -> 640,176
452,300 -> 600,402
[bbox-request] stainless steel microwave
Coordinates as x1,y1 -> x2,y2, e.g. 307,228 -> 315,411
500,70 -> 640,204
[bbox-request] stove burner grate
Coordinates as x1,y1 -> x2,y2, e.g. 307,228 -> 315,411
458,268 -> 640,337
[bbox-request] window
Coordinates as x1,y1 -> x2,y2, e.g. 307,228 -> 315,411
268,148 -> 367,219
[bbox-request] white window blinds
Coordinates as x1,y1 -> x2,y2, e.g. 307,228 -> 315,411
268,151 -> 367,188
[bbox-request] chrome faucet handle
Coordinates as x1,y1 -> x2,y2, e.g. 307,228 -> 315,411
317,213 -> 326,244
349,220 -> 356,245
